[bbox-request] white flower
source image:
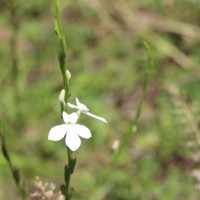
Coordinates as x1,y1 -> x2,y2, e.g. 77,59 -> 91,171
48,112 -> 91,151
68,98 -> 107,123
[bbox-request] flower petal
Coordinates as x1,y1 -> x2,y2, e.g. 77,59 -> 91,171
75,98 -> 89,111
74,124 -> 92,139
65,126 -> 81,151
62,112 -> 78,124
48,124 -> 67,141
67,102 -> 78,110
83,111 -> 107,123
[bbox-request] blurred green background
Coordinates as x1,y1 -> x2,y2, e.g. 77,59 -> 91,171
1,0 -> 200,199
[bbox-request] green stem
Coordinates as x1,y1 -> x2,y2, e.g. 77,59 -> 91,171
60,147 -> 76,200
54,1 -> 75,199
110,41 -> 152,164
65,148 -> 74,199
54,0 -> 71,105
108,42 -> 152,170
0,131 -> 26,199
66,148 -> 72,188
89,42 -> 153,199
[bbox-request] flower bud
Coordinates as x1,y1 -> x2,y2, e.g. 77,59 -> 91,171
112,139 -> 120,151
59,89 -> 65,105
66,70 -> 71,80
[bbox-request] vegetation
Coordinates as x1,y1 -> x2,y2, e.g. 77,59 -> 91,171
1,0 -> 200,199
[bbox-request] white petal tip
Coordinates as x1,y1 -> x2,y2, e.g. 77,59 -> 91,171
74,124 -> 92,139
84,112 -> 107,123
96,117 -> 108,123
75,97 -> 79,103
68,146 -> 79,152
65,129 -> 81,151
48,125 -> 67,141
48,135 -> 53,141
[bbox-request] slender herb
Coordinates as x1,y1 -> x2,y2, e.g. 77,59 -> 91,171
110,41 -> 152,165
89,42 -> 153,199
53,1 -> 75,199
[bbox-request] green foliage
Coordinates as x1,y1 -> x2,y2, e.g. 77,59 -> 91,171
1,0 -> 200,199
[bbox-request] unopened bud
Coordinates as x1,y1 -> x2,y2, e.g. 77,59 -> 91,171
112,139 -> 120,151
66,70 -> 71,80
132,125 -> 137,133
59,89 -> 65,105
